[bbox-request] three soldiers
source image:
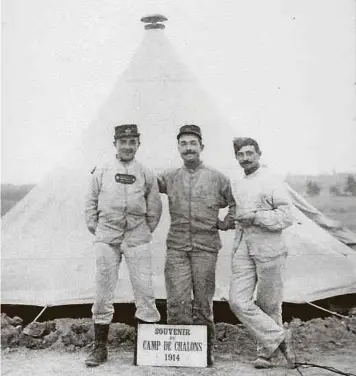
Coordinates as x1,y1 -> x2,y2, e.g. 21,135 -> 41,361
84,125 -> 295,370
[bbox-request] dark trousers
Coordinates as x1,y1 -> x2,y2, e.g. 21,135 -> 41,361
164,249 -> 218,335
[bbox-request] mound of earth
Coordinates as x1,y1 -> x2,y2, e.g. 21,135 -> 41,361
1,314 -> 136,351
2,311 -> 356,364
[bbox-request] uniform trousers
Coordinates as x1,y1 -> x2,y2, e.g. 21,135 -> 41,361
164,249 -> 218,335
92,242 -> 161,324
229,238 -> 286,358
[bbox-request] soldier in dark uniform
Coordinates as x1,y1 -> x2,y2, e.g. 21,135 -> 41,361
158,124 -> 236,366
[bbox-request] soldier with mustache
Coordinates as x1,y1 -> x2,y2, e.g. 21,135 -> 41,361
229,137 -> 296,369
157,124 -> 236,366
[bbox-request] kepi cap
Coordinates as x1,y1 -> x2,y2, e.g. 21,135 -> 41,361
177,124 -> 202,140
114,124 -> 140,139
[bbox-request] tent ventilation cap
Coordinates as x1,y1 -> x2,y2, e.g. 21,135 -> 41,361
141,14 -> 168,30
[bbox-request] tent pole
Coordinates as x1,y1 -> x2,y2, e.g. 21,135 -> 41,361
307,302 -> 348,319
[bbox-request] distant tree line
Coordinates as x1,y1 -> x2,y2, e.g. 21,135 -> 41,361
329,174 -> 356,197
306,174 -> 356,197
306,180 -> 322,196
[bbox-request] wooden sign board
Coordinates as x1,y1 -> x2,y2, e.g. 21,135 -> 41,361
136,324 -> 207,367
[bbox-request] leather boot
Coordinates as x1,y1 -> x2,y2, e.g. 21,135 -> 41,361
85,324 -> 109,367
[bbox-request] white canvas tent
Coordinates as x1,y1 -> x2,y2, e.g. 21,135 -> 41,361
2,16 -> 356,308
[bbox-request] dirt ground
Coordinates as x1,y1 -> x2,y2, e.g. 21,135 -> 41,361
2,347 -> 356,376
2,312 -> 356,376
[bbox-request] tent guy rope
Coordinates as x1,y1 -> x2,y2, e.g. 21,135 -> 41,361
306,302 -> 349,319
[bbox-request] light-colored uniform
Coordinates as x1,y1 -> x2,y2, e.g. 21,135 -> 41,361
158,163 -> 235,332
85,157 -> 162,324
229,167 -> 293,358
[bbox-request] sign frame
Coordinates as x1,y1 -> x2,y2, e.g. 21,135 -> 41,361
134,323 -> 209,368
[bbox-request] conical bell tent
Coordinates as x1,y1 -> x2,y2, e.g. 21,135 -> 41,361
1,16 -> 235,307
2,16 -> 356,309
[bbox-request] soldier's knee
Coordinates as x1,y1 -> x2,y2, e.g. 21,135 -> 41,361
260,300 -> 281,315
96,256 -> 111,274
229,297 -> 253,315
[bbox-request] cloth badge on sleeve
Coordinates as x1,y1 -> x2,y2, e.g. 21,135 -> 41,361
115,173 -> 136,184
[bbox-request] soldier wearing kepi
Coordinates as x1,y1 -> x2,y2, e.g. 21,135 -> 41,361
229,137 -> 296,369
158,124 -> 236,366
84,124 -> 162,367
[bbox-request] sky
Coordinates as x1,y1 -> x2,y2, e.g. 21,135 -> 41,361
2,0 -> 356,184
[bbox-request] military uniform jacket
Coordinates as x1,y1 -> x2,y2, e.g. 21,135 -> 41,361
85,158 -> 162,247
158,163 -> 236,253
233,167 -> 294,261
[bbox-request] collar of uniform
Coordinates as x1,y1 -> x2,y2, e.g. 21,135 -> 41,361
244,165 -> 264,178
115,155 -> 136,166
183,160 -> 204,173
244,165 -> 268,179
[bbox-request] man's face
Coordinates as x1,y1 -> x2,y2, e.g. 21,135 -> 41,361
115,137 -> 140,161
235,145 -> 260,170
177,134 -> 203,164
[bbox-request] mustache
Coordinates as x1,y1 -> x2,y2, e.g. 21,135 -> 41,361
183,151 -> 197,155
240,161 -> 252,165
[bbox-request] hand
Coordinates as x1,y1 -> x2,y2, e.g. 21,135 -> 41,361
236,211 -> 256,226
217,218 -> 236,231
